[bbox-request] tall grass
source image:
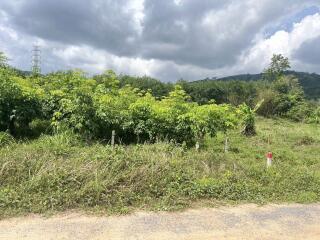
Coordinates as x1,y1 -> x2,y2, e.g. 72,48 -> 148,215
0,117 -> 319,217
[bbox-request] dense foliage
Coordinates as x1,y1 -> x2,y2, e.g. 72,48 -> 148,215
0,65 -> 248,144
1,52 -> 318,143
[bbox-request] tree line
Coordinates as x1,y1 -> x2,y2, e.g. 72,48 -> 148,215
0,52 -> 319,144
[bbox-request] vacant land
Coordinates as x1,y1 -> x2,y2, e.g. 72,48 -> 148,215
0,118 -> 320,218
1,204 -> 320,240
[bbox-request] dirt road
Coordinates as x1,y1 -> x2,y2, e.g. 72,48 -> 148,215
1,204 -> 320,240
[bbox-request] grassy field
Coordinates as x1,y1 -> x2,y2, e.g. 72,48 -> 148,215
0,117 -> 319,218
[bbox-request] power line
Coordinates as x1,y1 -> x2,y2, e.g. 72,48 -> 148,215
32,45 -> 41,75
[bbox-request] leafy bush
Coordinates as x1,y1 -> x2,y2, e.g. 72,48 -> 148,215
285,102 -> 313,122
0,68 -> 42,136
307,106 -> 320,124
256,76 -> 309,121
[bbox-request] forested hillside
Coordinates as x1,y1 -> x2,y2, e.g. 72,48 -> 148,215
215,71 -> 320,100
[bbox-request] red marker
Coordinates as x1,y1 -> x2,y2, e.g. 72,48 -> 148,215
267,152 -> 272,167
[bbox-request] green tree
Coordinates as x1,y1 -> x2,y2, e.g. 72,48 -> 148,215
263,54 -> 290,81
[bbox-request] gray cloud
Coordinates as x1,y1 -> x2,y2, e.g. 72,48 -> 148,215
0,0 -> 320,81
2,0 -> 140,56
294,36 -> 320,65
140,0 -> 292,68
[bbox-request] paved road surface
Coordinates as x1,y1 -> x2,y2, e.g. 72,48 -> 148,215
1,204 -> 320,240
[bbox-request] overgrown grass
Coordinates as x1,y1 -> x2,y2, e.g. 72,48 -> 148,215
0,118 -> 319,218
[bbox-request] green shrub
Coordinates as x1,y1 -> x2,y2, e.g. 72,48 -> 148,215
0,68 -> 42,136
256,76 -> 308,121
285,102 -> 313,122
307,107 -> 320,124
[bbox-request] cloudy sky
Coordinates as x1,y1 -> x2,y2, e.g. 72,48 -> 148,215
0,0 -> 320,81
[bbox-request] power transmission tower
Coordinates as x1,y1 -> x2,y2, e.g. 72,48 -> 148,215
31,45 -> 41,75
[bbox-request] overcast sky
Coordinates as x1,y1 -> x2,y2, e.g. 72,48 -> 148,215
1,0 -> 320,81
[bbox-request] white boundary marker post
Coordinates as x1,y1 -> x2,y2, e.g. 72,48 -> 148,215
195,141 -> 200,151
224,136 -> 229,153
111,130 -> 115,147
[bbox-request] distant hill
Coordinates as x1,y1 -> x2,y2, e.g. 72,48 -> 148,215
212,71 -> 320,99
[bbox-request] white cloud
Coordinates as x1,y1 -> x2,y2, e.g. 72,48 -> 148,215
52,44 -> 222,81
52,45 -> 157,76
123,0 -> 145,35
235,13 -> 320,74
